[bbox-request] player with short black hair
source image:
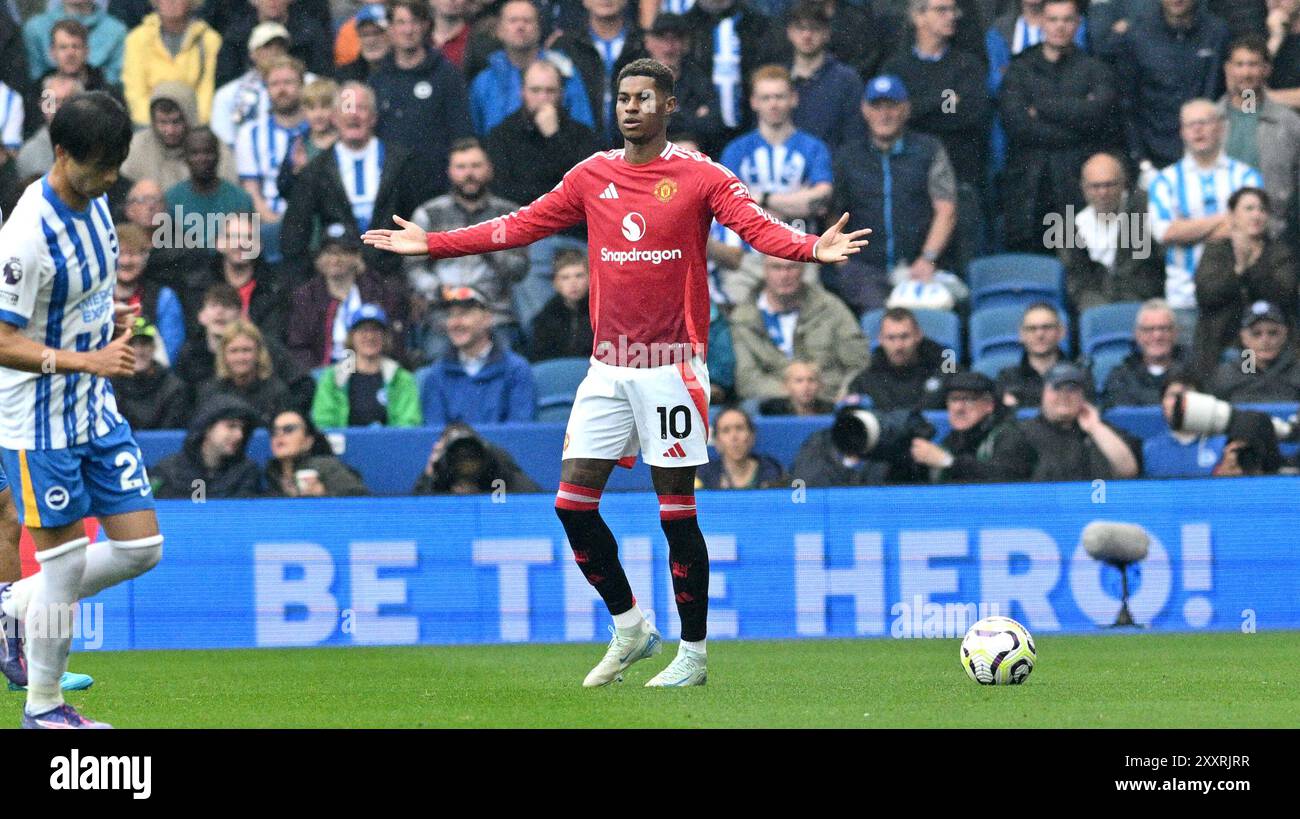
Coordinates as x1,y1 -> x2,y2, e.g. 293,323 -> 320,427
364,58 -> 870,687
0,91 -> 162,728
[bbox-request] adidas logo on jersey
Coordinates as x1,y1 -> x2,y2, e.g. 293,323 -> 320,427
598,183 -> 619,200
662,442 -> 686,458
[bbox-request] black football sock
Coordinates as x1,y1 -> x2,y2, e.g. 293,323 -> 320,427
659,494 -> 709,642
555,483 -> 635,616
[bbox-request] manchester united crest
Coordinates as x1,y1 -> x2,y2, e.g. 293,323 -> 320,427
653,178 -> 678,203
563,433 -> 570,452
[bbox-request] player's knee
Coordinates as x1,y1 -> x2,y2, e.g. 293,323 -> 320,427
111,535 -> 163,575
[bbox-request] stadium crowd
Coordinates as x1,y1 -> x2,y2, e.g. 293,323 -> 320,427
0,0 -> 1298,495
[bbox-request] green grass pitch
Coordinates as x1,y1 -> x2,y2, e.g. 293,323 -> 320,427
12,631 -> 1299,728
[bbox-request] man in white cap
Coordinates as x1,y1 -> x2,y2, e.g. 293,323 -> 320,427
211,21 -> 319,148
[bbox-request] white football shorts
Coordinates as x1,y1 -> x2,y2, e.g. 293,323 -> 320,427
562,355 -> 711,468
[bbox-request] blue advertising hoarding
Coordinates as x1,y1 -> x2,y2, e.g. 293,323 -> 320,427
67,477 -> 1298,652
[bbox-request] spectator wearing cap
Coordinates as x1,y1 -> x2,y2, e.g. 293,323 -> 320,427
1102,299 -> 1193,408
719,65 -> 833,242
114,222 -> 186,364
1113,0 -> 1230,172
1147,98 -> 1262,316
484,58 -> 596,323
420,286 -> 537,425
1060,152 -> 1165,312
758,358 -> 835,416
1193,187 -> 1298,375
527,247 -> 594,363
406,136 -> 526,362
338,4 -> 391,83
210,21 -> 311,148
681,0 -> 778,138
778,1 -> 867,152
280,81 -> 427,283
468,0 -> 595,136
1220,36 -> 1300,243
1142,370 -> 1225,478
311,304 -> 422,428
214,0 -> 332,88
842,306 -> 953,411
165,126 -> 256,240
548,0 -> 648,143
828,75 -> 958,315
121,0 -> 222,128
695,407 -> 786,489
23,0 -> 127,85
110,319 -> 189,430
881,0 -> 990,192
730,255 -> 870,403
151,395 -> 264,499
121,81 -> 240,193
174,282 -> 316,410
194,318 -> 294,427
1019,363 -> 1142,481
997,0 -> 1121,254
370,0 -> 473,202
264,409 -> 371,497
1208,300 -> 1300,401
996,302 -> 1091,408
287,226 -> 408,371
908,371 -> 1035,483
637,12 -> 726,155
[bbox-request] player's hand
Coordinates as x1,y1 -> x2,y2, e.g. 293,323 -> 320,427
813,213 -> 871,263
113,301 -> 141,336
83,326 -> 136,377
362,215 -> 429,256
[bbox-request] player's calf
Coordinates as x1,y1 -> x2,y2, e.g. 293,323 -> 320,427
659,493 -> 709,648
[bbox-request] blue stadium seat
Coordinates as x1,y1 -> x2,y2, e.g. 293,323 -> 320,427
968,254 -> 1065,312
1091,348 -> 1131,393
971,350 -> 1021,380
530,357 -> 589,403
861,307 -> 963,361
535,398 -> 574,423
970,306 -> 1072,360
1080,302 -> 1141,358
414,365 -> 433,397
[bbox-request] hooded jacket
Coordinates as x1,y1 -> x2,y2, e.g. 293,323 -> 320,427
419,343 -> 536,425
119,80 -> 238,191
149,394 -> 262,499
843,337 -> 951,411
23,3 -> 126,83
121,11 -> 221,127
310,356 -> 422,429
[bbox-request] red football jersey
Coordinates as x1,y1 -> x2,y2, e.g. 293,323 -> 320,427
425,141 -> 820,366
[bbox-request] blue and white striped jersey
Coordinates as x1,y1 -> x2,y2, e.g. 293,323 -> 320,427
235,114 -> 307,215
0,177 -> 125,450
0,80 -> 23,151
1147,153 -> 1262,310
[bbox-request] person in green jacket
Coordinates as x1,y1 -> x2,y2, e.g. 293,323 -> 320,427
311,304 -> 422,428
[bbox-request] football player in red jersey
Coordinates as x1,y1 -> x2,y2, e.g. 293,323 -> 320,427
364,58 -> 869,687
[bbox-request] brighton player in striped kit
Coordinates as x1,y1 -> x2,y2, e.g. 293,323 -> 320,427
0,92 -> 162,728
366,59 -> 870,687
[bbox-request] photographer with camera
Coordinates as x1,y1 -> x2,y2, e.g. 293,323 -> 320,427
413,422 -> 541,495
908,372 -> 1036,483
1019,363 -> 1141,481
1166,375 -> 1286,477
1142,371 -> 1226,477
1208,300 -> 1300,401
790,404 -> 935,487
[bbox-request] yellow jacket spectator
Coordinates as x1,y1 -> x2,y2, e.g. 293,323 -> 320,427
122,2 -> 221,127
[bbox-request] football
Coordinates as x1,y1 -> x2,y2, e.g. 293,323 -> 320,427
960,616 -> 1037,685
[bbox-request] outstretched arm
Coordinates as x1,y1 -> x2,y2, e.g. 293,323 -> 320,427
363,173 -> 586,259
709,175 -> 869,264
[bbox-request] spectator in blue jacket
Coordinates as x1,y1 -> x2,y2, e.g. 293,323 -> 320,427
421,286 -> 537,425
1113,0 -> 1231,170
783,1 -> 865,152
468,0 -> 594,136
23,0 -> 126,84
